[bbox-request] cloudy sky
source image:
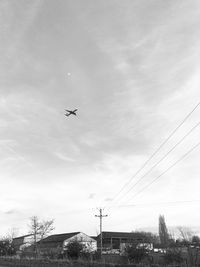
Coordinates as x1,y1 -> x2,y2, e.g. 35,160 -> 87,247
1,0 -> 200,237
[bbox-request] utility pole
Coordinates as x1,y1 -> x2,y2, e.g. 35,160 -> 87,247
95,208 -> 108,257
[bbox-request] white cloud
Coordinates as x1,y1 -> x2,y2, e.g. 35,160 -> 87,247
1,0 -> 200,236
54,152 -> 75,162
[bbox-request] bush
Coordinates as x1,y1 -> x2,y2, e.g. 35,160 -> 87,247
126,246 -> 148,263
0,239 -> 15,256
65,240 -> 84,259
163,249 -> 184,264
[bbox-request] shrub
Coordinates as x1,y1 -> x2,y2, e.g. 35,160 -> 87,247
0,239 -> 15,256
126,245 -> 148,263
65,240 -> 84,259
163,249 -> 184,264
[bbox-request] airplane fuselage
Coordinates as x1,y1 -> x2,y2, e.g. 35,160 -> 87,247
65,109 -> 77,116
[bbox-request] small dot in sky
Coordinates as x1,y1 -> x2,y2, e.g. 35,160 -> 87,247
67,72 -> 71,76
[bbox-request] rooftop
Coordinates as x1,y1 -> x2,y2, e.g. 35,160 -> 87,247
39,232 -> 80,243
98,231 -> 150,241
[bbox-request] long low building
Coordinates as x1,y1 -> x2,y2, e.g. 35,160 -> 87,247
97,231 -> 153,253
38,232 -> 97,254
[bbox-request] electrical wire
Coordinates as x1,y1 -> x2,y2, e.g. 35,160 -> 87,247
124,141 -> 200,203
107,101 -> 200,206
114,121 -> 200,203
112,200 -> 200,209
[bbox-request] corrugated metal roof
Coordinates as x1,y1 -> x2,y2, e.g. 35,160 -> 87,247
13,234 -> 33,240
98,231 -> 148,240
40,232 -> 80,243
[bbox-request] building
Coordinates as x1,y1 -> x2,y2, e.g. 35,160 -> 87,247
38,232 -> 97,254
97,231 -> 153,253
12,235 -> 34,252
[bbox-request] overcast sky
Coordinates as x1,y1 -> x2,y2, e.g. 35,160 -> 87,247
1,0 -> 200,237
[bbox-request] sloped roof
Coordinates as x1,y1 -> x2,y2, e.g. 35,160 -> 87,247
98,231 -> 148,240
40,232 -> 80,243
90,236 -> 97,241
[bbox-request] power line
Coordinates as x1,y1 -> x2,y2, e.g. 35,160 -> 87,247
108,101 -> 200,205
115,121 -> 200,203
112,200 -> 200,209
124,141 -> 200,203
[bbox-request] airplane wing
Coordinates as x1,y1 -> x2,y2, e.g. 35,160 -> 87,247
73,109 -> 78,112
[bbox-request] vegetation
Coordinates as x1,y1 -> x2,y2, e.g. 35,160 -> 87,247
0,239 -> 15,256
159,215 -> 169,247
1,214 -> 200,266
65,240 -> 85,259
163,249 -> 184,264
28,216 -> 54,256
126,244 -> 148,263
29,216 -> 55,241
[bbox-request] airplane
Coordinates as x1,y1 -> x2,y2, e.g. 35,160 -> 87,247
65,109 -> 78,116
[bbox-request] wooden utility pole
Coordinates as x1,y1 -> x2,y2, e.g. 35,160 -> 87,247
95,208 -> 108,256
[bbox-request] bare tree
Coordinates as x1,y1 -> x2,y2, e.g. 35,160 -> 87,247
177,227 -> 198,267
28,216 -> 55,257
39,219 -> 54,240
6,227 -> 19,242
177,226 -> 194,242
29,216 -> 41,256
0,228 -> 19,243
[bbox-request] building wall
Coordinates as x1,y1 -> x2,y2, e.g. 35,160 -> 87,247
20,236 -> 35,250
63,233 -> 97,252
99,234 -> 152,253
13,235 -> 34,252
12,237 -> 24,251
38,241 -> 63,254
39,232 -> 97,254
